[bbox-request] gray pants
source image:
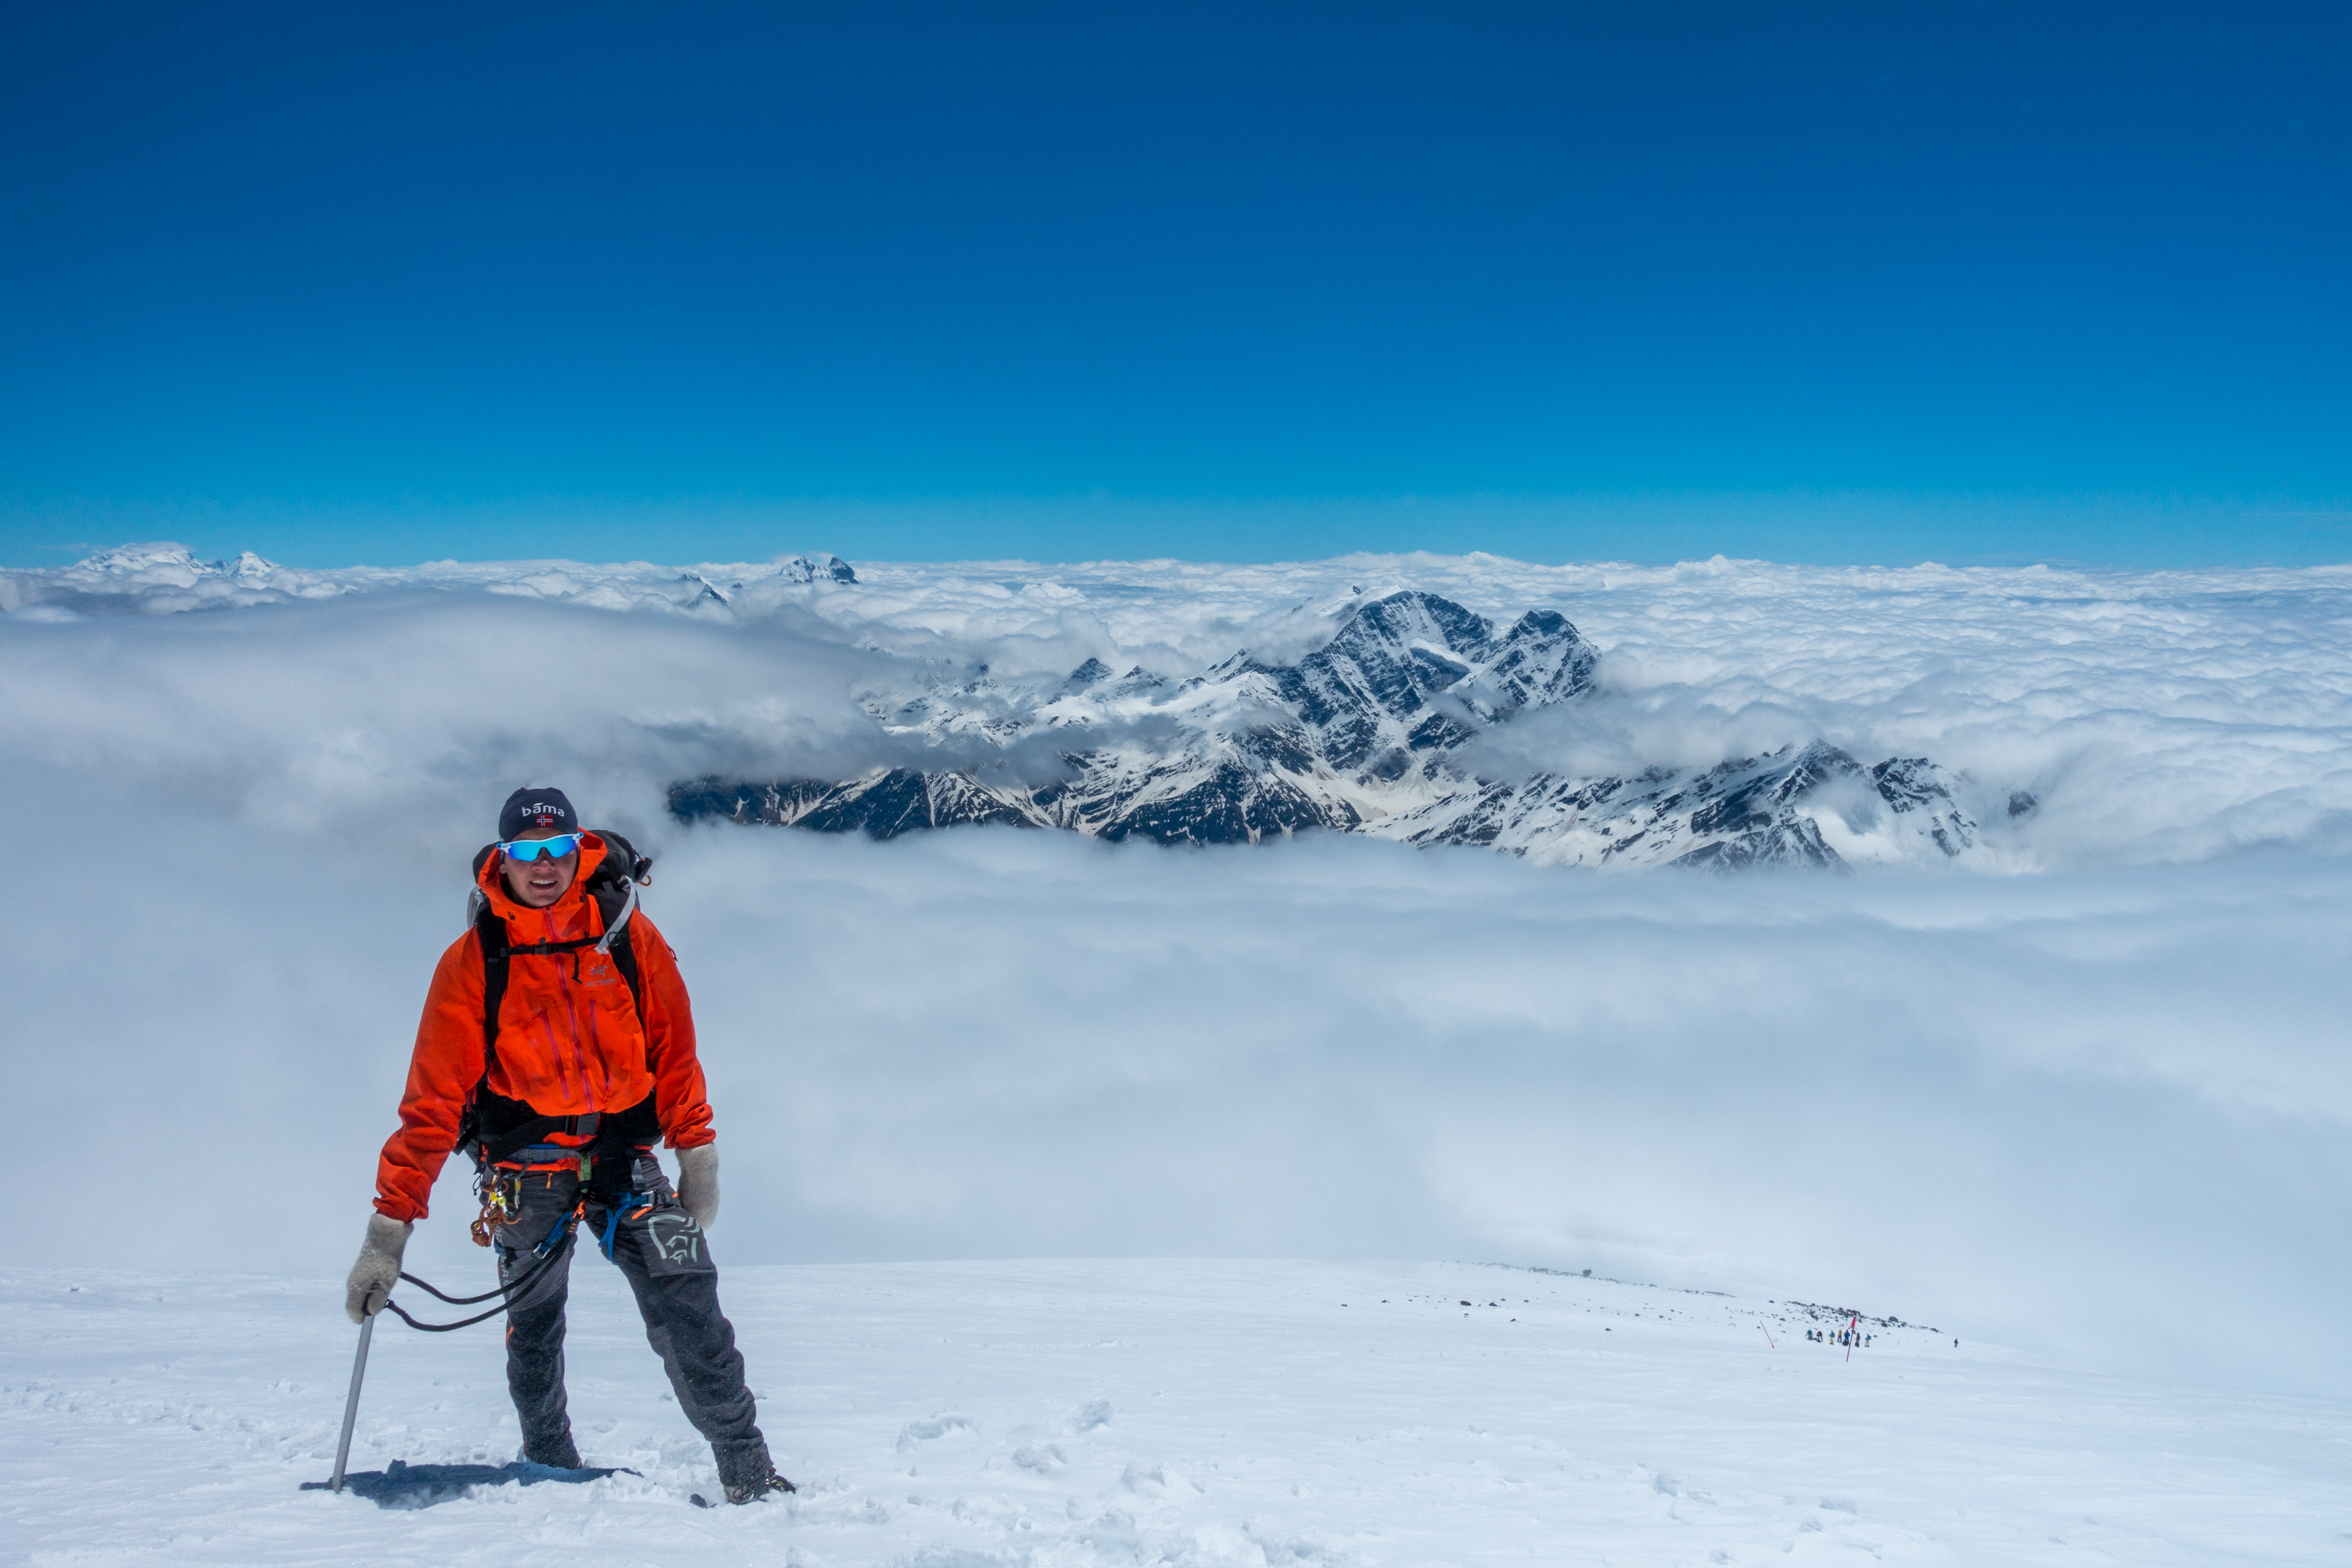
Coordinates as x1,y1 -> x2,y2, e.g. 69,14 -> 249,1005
493,1154 -> 772,1487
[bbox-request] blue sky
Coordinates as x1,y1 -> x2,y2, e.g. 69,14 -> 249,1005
3,2 -> 2347,568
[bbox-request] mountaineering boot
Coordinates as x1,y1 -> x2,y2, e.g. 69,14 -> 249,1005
520,1431 -> 584,1470
716,1440 -> 795,1503
724,1463 -> 796,1504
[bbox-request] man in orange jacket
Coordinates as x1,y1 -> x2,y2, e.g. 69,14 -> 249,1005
344,786 -> 791,1503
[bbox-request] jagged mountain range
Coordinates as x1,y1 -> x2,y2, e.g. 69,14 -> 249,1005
671,589 -> 1989,870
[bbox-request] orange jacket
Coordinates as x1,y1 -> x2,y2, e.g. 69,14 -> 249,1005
373,834 -> 715,1222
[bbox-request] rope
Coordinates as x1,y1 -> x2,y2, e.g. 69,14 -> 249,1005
383,1295 -> 522,1334
378,1207 -> 581,1333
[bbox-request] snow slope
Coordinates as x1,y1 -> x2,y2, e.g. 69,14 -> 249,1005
4,1257 -> 2345,1568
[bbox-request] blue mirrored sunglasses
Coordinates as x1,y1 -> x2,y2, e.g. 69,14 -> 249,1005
499,832 -> 583,862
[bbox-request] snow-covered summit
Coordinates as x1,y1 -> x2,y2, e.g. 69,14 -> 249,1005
674,588 -> 1980,870
78,541 -> 271,579
0,541 -> 324,614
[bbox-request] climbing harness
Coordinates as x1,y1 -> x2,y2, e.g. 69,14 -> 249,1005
382,1157 -> 667,1333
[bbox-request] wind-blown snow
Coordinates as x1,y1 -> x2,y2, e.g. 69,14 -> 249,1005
4,545 -> 2351,1415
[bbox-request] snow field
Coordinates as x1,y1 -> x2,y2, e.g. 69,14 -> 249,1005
5,1258 -> 2347,1567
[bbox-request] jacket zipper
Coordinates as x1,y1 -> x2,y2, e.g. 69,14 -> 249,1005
545,905 -> 587,1108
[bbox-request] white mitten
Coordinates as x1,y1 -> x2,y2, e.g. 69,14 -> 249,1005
676,1144 -> 720,1229
345,1213 -> 411,1323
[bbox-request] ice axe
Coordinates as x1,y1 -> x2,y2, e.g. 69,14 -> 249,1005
323,1211 -> 586,1492
329,1312 -> 376,1493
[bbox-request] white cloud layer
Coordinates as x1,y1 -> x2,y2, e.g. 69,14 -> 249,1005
5,546 -> 2349,1399
10,543 -> 2350,866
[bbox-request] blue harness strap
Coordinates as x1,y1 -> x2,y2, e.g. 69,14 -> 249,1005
536,1205 -> 580,1258
598,1195 -> 658,1261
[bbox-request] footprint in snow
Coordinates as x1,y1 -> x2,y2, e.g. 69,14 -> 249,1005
894,1413 -> 972,1452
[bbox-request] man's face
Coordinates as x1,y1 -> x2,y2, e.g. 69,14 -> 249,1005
501,828 -> 580,909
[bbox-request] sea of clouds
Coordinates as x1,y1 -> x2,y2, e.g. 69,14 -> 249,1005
5,545 -> 2350,1399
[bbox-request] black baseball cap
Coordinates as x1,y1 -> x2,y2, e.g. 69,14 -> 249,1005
499,786 -> 578,842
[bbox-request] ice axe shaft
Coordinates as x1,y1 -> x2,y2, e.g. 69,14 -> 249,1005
329,1312 -> 376,1492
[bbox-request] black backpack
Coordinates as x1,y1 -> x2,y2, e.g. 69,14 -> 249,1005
454,830 -> 660,1174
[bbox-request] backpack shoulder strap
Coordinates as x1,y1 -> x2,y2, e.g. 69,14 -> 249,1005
474,901 -> 512,1060
588,829 -> 651,1026
590,877 -> 645,1027
453,900 -> 511,1170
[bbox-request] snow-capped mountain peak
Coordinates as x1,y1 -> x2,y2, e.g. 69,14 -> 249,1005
677,587 -> 1977,871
